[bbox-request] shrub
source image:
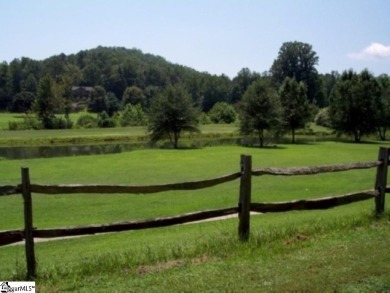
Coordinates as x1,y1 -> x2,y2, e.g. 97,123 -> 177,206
8,113 -> 42,130
315,107 -> 332,128
208,102 -> 236,124
119,104 -> 147,126
53,117 -> 73,129
97,111 -> 116,128
199,112 -> 212,125
10,91 -> 36,113
76,114 -> 98,128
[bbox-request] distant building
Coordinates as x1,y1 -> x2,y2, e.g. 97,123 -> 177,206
71,86 -> 93,112
71,86 -> 93,98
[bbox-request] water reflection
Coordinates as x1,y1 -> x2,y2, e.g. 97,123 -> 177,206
0,138 -> 243,160
0,143 -> 144,160
0,135 -> 328,160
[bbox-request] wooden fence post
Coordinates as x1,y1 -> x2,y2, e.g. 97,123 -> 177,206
238,155 -> 252,241
374,147 -> 389,215
21,167 -> 36,280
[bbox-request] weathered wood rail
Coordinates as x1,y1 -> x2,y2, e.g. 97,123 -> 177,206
0,147 -> 388,280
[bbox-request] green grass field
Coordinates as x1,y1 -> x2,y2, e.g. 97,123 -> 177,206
0,112 -> 23,129
0,112 -> 90,130
0,112 -> 338,148
1,142 -> 390,291
0,112 -> 240,146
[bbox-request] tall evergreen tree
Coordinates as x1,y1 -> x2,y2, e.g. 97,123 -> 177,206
36,74 -> 56,128
239,79 -> 280,147
231,68 -> 260,104
329,70 -> 381,142
88,86 -> 108,113
148,85 -> 200,149
376,74 -> 390,140
0,62 -> 11,110
280,77 -> 310,143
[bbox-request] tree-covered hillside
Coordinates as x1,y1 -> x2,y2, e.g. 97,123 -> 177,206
0,46 -> 234,112
2,43 -> 390,143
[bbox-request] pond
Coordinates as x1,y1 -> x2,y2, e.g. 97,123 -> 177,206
0,135 -> 328,160
0,137 -> 246,160
0,143 -> 146,160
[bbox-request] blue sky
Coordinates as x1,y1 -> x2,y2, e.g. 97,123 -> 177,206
1,0 -> 389,78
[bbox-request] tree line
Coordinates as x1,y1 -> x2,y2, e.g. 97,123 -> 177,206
1,42 -> 390,146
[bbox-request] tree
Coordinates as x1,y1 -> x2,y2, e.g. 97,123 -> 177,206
122,86 -> 146,108
87,86 -> 120,116
88,86 -> 108,113
8,59 -> 23,96
11,91 -> 36,113
376,74 -> 390,140
76,114 -> 98,128
320,71 -> 340,107
208,102 -> 236,124
0,62 -> 12,110
145,65 -> 169,88
97,111 -> 116,128
329,70 -> 380,142
81,64 -> 103,86
201,74 -> 232,112
231,68 -> 260,103
239,79 -> 281,147
148,85 -> 200,149
104,64 -> 127,98
314,107 -> 331,128
22,73 -> 38,93
270,41 -> 324,105
120,103 -> 147,126
48,72 -> 75,128
43,53 -> 67,82
280,77 -> 310,143
35,74 -> 56,128
106,92 -> 120,116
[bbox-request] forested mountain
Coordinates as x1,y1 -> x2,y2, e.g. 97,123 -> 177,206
0,44 -> 356,114
2,44 -> 390,143
0,46 -> 236,112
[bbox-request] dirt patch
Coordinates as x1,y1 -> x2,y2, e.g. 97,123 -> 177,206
136,254 -> 214,275
284,234 -> 309,245
137,259 -> 185,275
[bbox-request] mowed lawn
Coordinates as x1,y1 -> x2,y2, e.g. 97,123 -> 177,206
0,112 -> 93,130
0,112 -> 23,129
0,112 -> 239,146
1,142 -> 390,291
0,142 -> 384,230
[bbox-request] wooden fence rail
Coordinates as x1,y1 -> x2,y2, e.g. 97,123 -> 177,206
250,190 -> 377,213
252,161 -> 381,176
0,147 -> 388,280
0,185 -> 20,195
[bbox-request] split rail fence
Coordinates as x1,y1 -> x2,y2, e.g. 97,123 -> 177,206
0,147 -> 389,280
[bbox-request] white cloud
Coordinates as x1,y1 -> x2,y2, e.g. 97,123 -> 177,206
348,43 -> 390,60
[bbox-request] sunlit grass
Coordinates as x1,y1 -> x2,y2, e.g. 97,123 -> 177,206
1,142 -> 385,230
0,111 -> 239,146
1,142 -> 389,291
